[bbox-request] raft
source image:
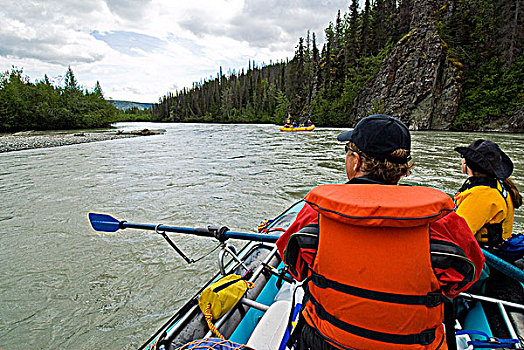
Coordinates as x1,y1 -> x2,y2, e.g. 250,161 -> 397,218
89,204 -> 524,350
279,125 -> 315,132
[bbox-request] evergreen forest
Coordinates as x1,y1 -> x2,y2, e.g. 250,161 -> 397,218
152,0 -> 523,130
0,67 -> 130,132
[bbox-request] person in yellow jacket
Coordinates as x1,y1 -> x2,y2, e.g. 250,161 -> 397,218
454,139 -> 522,247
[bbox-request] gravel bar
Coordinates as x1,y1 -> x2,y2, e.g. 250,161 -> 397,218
0,132 -> 140,153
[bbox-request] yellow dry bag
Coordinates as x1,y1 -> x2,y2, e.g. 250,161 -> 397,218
198,274 -> 254,339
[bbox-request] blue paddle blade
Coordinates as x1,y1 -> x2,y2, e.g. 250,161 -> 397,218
89,213 -> 121,232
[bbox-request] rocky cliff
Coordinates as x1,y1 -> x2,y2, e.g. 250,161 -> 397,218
504,107 -> 524,132
351,0 -> 462,130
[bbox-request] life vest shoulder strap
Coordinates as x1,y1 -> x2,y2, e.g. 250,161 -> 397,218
283,224 -> 319,280
458,177 -> 508,201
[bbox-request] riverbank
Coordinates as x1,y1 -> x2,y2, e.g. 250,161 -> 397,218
0,129 -> 166,153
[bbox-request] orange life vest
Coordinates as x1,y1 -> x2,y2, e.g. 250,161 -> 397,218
302,184 -> 455,350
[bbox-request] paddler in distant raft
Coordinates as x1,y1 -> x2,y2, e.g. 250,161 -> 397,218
454,139 -> 522,248
284,117 -> 294,128
277,114 -> 485,350
280,120 -> 315,132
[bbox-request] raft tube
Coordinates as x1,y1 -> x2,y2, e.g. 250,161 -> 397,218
279,125 -> 315,132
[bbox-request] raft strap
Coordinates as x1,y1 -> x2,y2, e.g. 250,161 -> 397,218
455,330 -> 519,348
310,272 -> 444,307
308,294 -> 437,345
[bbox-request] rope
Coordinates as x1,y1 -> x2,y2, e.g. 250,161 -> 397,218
176,337 -> 254,349
204,303 -> 225,339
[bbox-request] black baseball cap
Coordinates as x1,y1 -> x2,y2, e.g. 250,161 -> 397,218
455,139 -> 513,179
337,114 -> 411,163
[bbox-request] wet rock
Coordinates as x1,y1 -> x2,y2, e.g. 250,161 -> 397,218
119,128 -> 167,136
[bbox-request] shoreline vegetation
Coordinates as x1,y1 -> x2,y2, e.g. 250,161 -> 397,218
0,128 -> 166,153
0,67 -> 167,135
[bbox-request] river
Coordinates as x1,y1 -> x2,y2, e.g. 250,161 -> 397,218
0,122 -> 522,349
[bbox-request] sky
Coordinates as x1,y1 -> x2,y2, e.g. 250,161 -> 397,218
0,0 -> 355,103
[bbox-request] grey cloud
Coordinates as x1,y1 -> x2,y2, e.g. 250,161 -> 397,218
2,0 -> 153,33
179,15 -> 217,38
237,0 -> 349,42
0,28 -> 105,65
0,0 -> 111,65
179,0 -> 348,49
121,86 -> 144,95
4,1 -> 105,26
104,0 -> 153,21
229,16 -> 283,46
0,42 -> 103,65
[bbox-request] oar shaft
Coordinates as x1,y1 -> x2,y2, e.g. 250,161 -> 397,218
123,222 -> 214,237
226,232 -> 280,242
121,222 -> 280,243
481,248 -> 524,283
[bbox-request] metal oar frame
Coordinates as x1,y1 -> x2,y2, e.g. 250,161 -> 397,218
154,223 -> 253,277
154,224 -> 230,265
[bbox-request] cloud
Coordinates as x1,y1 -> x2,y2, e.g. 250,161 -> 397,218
179,0 -> 349,50
0,1 -> 114,65
104,0 -> 153,21
0,0 -> 353,102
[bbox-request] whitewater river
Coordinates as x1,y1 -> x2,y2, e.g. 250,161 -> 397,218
1,122 -> 523,349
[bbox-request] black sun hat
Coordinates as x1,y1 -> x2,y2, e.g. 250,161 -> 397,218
337,114 -> 411,163
455,139 -> 513,179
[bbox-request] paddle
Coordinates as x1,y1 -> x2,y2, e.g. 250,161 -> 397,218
88,213 -> 281,243
89,214 -> 524,282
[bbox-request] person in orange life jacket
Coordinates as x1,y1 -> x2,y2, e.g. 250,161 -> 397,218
454,139 -> 522,248
276,114 -> 485,350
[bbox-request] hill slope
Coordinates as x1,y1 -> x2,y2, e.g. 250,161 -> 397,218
111,100 -> 153,111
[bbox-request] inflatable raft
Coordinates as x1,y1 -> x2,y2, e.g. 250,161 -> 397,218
279,125 -> 315,132
89,202 -> 524,350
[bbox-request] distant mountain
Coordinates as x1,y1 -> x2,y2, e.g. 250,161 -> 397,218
110,100 -> 153,111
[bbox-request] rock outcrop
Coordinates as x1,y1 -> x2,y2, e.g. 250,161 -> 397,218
507,107 -> 524,132
351,0 -> 462,130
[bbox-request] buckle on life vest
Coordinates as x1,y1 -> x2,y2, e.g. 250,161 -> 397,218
420,329 -> 436,345
425,292 -> 443,307
314,274 -> 328,288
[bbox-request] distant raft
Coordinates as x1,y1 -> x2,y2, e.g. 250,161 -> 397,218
279,124 -> 315,132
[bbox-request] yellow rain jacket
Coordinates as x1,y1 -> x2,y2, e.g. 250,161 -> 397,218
455,177 -> 515,244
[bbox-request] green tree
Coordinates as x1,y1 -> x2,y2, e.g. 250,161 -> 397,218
275,89 -> 290,122
94,81 -> 103,97
64,66 -> 79,92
